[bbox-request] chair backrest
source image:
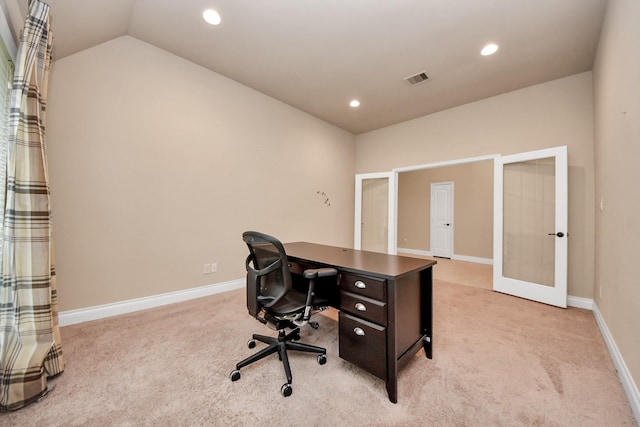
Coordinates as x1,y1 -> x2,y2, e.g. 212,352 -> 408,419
242,231 -> 293,317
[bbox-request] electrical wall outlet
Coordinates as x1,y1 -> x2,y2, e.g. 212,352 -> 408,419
203,263 -> 218,274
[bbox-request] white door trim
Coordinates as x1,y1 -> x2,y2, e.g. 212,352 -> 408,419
394,154 -> 499,173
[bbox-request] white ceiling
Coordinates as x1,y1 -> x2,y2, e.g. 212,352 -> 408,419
35,0 -> 607,134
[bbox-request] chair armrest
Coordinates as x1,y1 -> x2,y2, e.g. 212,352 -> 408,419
303,267 -> 338,279
302,268 -> 338,321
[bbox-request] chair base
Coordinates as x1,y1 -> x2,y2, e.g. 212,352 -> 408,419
230,327 -> 327,397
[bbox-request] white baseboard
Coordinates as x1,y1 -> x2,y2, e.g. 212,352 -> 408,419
593,302 -> 640,424
58,279 -> 245,327
397,248 -> 432,257
451,254 -> 493,265
396,248 -> 493,265
567,295 -> 594,310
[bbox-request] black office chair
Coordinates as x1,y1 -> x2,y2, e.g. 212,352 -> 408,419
230,231 -> 337,397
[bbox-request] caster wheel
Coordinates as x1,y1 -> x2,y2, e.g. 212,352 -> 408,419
247,339 -> 256,349
317,354 -> 327,365
281,383 -> 293,397
309,321 -> 319,329
230,370 -> 241,381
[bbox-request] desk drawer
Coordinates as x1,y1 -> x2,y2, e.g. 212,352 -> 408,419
287,260 -> 317,276
341,291 -> 386,326
339,312 -> 387,380
340,272 -> 386,301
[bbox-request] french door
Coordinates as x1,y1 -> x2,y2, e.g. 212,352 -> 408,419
493,146 -> 568,307
354,172 -> 396,254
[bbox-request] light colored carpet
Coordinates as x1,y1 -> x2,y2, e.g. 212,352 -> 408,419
432,256 -> 493,290
1,280 -> 635,426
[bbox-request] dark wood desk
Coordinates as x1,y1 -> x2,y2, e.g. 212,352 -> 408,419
283,242 -> 436,403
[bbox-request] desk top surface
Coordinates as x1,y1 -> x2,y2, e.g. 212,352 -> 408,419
284,242 -> 436,279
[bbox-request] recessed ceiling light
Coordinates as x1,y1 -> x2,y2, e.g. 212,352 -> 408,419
203,9 -> 221,25
349,100 -> 361,108
481,43 -> 499,56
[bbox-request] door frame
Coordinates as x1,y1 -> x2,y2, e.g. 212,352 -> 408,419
430,181 -> 454,258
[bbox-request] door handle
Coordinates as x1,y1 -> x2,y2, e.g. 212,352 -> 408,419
445,223 -> 450,226
548,232 -> 565,238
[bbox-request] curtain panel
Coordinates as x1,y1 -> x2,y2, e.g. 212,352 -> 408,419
0,0 -> 64,412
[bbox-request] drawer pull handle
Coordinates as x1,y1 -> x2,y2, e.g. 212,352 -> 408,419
355,280 -> 366,289
355,302 -> 367,312
353,327 -> 365,336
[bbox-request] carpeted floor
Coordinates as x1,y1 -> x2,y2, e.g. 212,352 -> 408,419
431,256 -> 494,290
1,266 -> 636,426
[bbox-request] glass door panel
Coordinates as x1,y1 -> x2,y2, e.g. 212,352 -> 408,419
503,157 -> 555,286
361,178 -> 389,253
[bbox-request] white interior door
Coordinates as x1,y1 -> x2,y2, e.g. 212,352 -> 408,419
355,172 -> 396,254
493,146 -> 568,307
430,182 -> 453,258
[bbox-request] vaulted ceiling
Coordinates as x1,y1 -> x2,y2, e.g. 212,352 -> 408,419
30,0 -> 608,134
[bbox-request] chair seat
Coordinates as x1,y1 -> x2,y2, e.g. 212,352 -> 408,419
269,288 -> 327,316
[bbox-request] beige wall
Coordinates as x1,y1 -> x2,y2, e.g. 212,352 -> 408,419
47,36 -> 356,311
356,72 -> 595,298
593,0 -> 640,402
398,161 -> 493,258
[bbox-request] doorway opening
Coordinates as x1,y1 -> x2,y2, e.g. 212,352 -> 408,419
395,155 -> 496,267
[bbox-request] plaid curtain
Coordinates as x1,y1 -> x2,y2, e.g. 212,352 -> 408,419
0,0 -> 64,412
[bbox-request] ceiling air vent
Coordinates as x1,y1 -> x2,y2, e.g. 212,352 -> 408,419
405,71 -> 429,86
